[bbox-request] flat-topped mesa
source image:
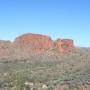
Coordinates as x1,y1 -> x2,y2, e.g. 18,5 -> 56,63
55,39 -> 74,53
14,33 -> 54,55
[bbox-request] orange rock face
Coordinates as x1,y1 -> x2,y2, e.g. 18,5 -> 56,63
0,33 -> 75,58
14,33 -> 54,55
55,39 -> 74,53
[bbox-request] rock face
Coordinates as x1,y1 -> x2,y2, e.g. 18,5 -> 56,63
0,33 -> 75,58
55,39 -> 74,53
14,33 -> 54,55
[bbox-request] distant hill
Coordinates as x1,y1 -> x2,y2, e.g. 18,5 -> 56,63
0,33 -> 74,59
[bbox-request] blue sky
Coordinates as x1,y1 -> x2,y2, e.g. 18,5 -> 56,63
0,0 -> 90,47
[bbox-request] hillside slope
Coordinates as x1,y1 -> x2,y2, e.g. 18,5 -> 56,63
0,33 -> 90,90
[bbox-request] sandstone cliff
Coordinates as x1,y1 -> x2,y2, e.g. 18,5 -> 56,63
0,33 -> 74,59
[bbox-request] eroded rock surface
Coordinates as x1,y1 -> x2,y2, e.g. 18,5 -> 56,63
55,39 -> 74,53
14,33 -> 54,55
0,33 -> 75,58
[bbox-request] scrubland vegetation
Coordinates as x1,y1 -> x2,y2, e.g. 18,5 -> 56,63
0,48 -> 90,90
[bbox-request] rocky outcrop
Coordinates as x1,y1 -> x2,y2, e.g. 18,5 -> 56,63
0,33 -> 75,58
14,33 -> 54,55
55,39 -> 74,53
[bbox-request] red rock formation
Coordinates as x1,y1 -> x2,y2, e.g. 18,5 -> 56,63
55,39 -> 74,53
0,33 -> 75,58
14,33 -> 54,55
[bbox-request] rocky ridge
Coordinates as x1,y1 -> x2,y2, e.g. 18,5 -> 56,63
0,33 -> 74,59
